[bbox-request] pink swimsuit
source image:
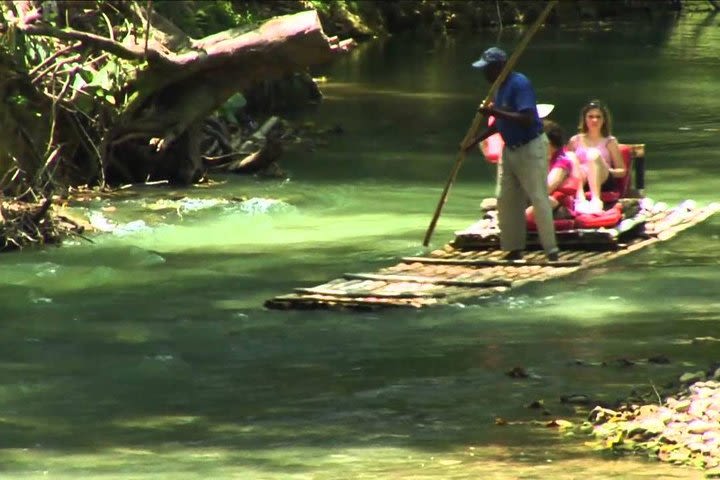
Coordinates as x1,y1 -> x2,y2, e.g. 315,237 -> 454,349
571,134 -> 616,168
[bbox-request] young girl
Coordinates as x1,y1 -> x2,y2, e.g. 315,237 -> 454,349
568,100 -> 626,214
526,120 -> 581,218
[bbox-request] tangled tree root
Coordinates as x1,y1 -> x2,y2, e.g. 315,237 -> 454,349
0,198 -> 86,251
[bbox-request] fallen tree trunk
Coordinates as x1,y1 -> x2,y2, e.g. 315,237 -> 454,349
102,10 -> 353,184
3,2 -> 354,187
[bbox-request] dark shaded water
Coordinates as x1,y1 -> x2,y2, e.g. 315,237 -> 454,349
1,10 -> 718,479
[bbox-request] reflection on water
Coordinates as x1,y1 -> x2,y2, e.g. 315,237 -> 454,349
0,12 -> 719,480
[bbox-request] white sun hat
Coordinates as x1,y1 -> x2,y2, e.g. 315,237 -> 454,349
536,103 -> 555,119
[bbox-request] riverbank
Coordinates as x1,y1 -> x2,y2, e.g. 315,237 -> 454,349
586,362 -> 720,474
0,197 -> 86,252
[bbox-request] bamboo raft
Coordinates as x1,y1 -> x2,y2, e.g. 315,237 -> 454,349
265,200 -> 719,310
265,144 -> 720,310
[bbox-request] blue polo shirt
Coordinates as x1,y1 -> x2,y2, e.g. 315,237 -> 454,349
494,72 -> 543,147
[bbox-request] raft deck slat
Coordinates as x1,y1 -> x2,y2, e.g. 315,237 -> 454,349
342,272 -> 512,288
265,202 -> 720,310
294,287 -> 447,299
271,293 -> 437,309
400,256 -> 582,268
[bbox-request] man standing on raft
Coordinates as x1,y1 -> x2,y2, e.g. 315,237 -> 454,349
468,46 -> 559,262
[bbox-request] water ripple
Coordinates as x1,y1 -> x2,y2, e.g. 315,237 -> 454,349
236,197 -> 295,215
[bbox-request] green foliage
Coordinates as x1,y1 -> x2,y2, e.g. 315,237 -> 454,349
154,0 -> 247,38
305,0 -> 335,16
304,1 -> 362,17
8,93 -> 29,107
218,93 -> 247,125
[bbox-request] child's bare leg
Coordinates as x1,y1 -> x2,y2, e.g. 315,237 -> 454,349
586,149 -> 609,204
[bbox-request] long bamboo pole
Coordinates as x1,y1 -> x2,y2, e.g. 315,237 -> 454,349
422,0 -> 558,247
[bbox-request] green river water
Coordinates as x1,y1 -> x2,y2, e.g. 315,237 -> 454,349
1,10 -> 719,480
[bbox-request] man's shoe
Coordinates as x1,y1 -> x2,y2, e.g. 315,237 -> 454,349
504,250 -> 523,261
547,250 -> 559,262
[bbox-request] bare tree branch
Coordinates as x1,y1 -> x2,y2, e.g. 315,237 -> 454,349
31,52 -> 80,84
16,23 -> 170,63
28,40 -> 81,76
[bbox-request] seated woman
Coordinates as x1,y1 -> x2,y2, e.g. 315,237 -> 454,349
567,100 -> 626,214
526,120 -> 581,219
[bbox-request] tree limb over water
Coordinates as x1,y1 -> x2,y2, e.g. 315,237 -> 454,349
1,1 -> 354,189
